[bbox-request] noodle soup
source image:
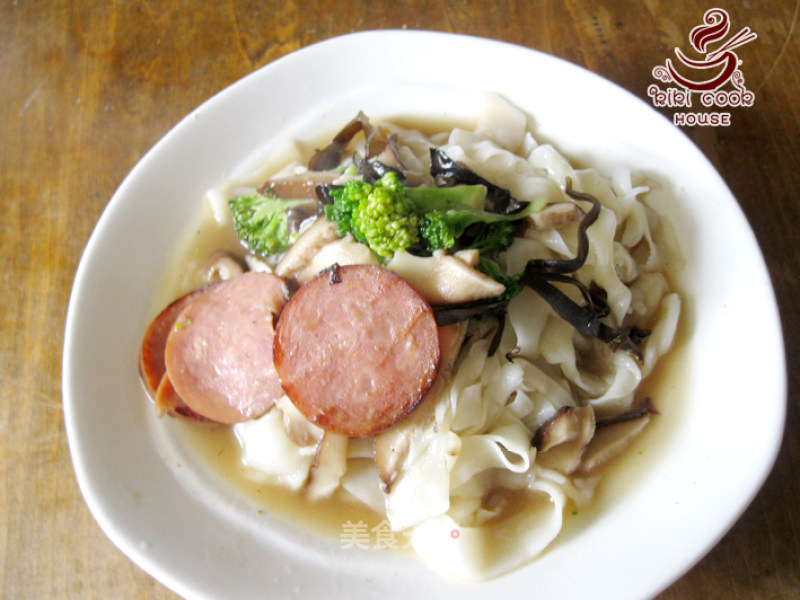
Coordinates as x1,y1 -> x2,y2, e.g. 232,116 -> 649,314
142,95 -> 683,580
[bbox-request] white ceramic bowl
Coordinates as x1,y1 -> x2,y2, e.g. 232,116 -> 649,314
63,31 -> 786,600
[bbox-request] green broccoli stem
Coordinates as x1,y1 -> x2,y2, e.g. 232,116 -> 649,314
404,184 -> 487,212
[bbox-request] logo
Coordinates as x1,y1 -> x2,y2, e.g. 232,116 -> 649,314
648,8 -> 757,126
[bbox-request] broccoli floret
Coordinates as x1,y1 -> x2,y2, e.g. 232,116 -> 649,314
228,190 -> 312,257
417,210 -> 457,250
418,199 -> 544,253
466,221 -> 518,253
325,184 -> 362,238
324,172 -> 546,260
325,172 -> 420,259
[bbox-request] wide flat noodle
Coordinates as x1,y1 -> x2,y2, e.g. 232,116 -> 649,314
443,129 -> 563,205
233,398 -> 321,490
410,479 -> 566,581
385,426 -> 459,530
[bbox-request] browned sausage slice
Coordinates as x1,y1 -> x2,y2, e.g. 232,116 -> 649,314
139,285 -> 213,400
165,272 -> 289,424
154,373 -> 211,423
273,264 -> 440,437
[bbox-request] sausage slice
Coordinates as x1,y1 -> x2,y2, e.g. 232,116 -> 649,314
273,264 -> 440,437
164,272 -> 289,424
139,285 -> 213,400
154,373 -> 211,423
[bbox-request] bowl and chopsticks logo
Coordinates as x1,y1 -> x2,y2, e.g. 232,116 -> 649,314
648,8 -> 757,126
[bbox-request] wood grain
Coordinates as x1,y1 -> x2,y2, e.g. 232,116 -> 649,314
1,1 -> 798,598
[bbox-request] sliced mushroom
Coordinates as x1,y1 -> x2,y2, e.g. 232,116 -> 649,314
287,203 -> 318,238
205,250 -> 246,283
452,248 -> 480,268
525,202 -> 582,231
355,131 -> 405,180
274,217 -> 340,279
244,254 -> 273,273
360,123 -> 395,163
306,432 -> 349,501
372,133 -> 403,169
308,112 -> 367,171
533,405 -> 596,474
374,321 -> 468,490
258,171 -> 341,200
293,235 -> 379,285
578,397 -> 656,473
386,249 -> 506,305
275,395 -> 323,447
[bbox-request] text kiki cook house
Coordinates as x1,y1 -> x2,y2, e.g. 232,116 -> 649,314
648,8 -> 757,127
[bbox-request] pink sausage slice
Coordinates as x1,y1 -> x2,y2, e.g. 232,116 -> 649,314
154,373 -> 211,423
273,264 -> 440,437
139,285 -> 212,401
165,272 -> 289,424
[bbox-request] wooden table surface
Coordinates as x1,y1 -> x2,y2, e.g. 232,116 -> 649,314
2,1 -> 798,598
